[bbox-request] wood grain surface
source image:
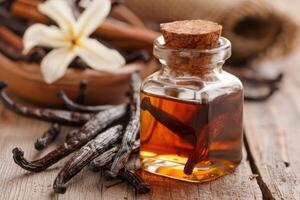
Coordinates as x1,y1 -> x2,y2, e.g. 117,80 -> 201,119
0,51 -> 299,199
0,103 -> 261,200
0,1 -> 300,200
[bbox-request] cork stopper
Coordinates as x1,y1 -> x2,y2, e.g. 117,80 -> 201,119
159,20 -> 223,76
161,20 -> 222,49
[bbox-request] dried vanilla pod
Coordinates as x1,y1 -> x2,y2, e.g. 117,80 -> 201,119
57,90 -> 116,113
109,71 -> 141,176
224,66 -> 283,101
0,82 -> 93,125
244,84 -> 279,102
0,0 -> 155,193
99,155 -> 149,194
90,140 -> 140,172
183,91 -> 242,174
76,80 -> 88,104
125,152 -> 140,171
118,170 -> 151,194
34,123 -> 61,151
102,165 -> 150,194
12,104 -> 127,172
184,114 -> 227,174
124,50 -> 150,63
53,125 -> 123,194
65,129 -> 79,141
224,66 -> 284,85
141,97 -> 196,145
89,145 -> 120,172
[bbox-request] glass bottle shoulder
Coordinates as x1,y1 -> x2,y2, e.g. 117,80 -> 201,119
141,70 -> 243,104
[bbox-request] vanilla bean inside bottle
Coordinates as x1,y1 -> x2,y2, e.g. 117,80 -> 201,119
140,20 -> 243,182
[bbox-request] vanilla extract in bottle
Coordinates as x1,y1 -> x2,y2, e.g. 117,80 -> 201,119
139,20 -> 243,182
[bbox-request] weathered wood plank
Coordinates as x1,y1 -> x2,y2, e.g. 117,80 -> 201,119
244,48 -> 300,199
0,104 -> 261,200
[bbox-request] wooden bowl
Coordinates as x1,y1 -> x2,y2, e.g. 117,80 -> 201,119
0,54 -> 157,107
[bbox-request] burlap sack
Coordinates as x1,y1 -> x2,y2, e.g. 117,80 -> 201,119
125,0 -> 298,66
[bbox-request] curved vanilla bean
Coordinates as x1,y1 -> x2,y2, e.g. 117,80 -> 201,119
57,90 -> 115,113
34,123 -> 61,151
184,92 -> 243,174
124,50 -> 150,63
110,72 -> 141,177
141,92 -> 242,175
243,73 -> 283,85
183,114 -> 228,175
53,125 -> 123,194
245,85 -> 278,102
225,66 -> 284,85
12,104 -> 127,172
27,48 -> 47,63
118,170 -> 151,194
140,97 -> 196,144
0,82 -> 93,125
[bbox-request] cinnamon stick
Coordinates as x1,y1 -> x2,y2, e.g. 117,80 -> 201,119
11,0 -> 48,23
11,0 -> 159,47
0,7 -> 27,35
110,4 -> 145,28
0,25 -> 23,50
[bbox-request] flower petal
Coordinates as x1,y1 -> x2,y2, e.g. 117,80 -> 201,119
76,0 -> 110,37
23,24 -> 69,54
38,0 -> 75,35
76,38 -> 125,71
41,48 -> 76,84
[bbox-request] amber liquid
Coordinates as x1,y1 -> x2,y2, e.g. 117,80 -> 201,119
140,90 -> 243,182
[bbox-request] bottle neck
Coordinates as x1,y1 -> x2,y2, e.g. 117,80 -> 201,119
160,60 -> 224,79
154,36 -> 231,78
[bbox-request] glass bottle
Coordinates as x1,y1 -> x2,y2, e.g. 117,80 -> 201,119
139,36 -> 243,182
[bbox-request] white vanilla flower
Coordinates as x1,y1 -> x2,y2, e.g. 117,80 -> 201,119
23,0 -> 125,84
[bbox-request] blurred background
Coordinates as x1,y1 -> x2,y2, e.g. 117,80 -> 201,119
0,0 -> 299,103
124,0 -> 300,101
125,0 -> 300,66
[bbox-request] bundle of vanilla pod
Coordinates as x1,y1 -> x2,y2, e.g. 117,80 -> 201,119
0,0 -> 155,193
0,71 -> 151,194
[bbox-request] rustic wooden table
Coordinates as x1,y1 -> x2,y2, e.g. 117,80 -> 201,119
0,52 -> 300,200
1,2 -> 300,200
